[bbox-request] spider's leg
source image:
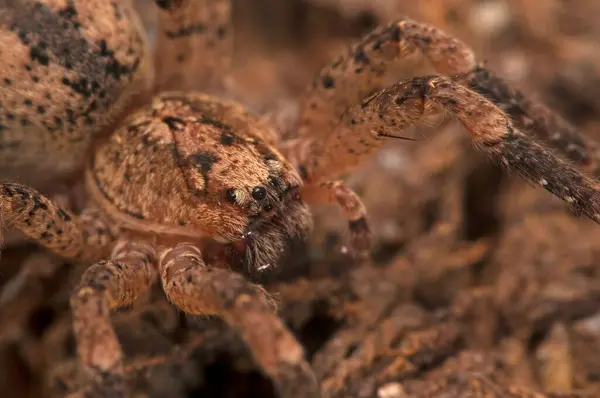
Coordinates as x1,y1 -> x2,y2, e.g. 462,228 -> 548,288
296,18 -> 477,138
460,66 -> 600,175
301,180 -> 371,255
160,243 -> 321,398
0,183 -> 115,262
296,76 -> 600,224
152,0 -> 231,93
0,183 -> 117,341
296,18 -> 600,175
70,241 -> 157,397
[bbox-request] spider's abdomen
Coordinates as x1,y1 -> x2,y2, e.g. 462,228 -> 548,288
0,0 -> 153,191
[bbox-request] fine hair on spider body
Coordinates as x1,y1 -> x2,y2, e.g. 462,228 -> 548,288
1,1 -> 600,397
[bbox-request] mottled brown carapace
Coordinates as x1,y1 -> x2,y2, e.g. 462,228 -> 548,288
1,1 -> 600,397
89,93 -> 312,270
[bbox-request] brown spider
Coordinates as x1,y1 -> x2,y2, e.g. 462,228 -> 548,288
2,0 -> 600,397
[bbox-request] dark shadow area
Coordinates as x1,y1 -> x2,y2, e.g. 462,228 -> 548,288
185,353 -> 277,398
461,160 -> 504,241
296,298 -> 345,361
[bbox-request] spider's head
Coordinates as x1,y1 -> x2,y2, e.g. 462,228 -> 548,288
186,125 -> 313,272
223,174 -> 314,273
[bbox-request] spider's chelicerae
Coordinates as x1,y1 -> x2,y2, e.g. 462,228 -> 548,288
2,0 -> 600,397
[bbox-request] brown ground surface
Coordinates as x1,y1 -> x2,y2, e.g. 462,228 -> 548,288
2,0 -> 600,397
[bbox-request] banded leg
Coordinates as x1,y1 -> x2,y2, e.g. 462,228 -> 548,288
296,76 -> 600,224
0,183 -> 117,342
0,184 -> 94,328
0,183 -> 115,262
297,17 -> 477,137
153,0 -> 232,93
296,17 -> 600,176
1,188 -> 79,247
301,180 -> 371,255
159,243 -> 321,398
70,241 -> 157,397
459,65 -> 600,175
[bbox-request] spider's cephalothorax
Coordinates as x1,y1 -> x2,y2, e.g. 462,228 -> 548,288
88,93 -> 314,271
2,0 -> 600,397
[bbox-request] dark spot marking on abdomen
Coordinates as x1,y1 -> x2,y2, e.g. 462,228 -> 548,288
3,0 -> 142,128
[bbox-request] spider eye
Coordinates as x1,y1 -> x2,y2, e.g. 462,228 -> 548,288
263,203 -> 273,212
252,186 -> 267,201
225,188 -> 237,204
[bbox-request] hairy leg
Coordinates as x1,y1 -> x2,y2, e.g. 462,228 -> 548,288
1,188 -> 78,247
295,76 -> 600,223
153,0 -> 232,93
0,183 -> 118,341
296,17 -> 476,137
459,65 -> 600,175
295,17 -> 600,174
0,183 -> 116,262
0,182 -> 94,324
301,180 -> 371,255
159,243 -> 321,398
70,241 -> 157,397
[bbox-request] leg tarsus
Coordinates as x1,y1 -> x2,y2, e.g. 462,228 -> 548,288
70,241 -> 157,397
71,284 -> 126,397
159,243 -> 321,398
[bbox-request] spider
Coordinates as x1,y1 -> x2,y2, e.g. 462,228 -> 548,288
2,0 -> 600,397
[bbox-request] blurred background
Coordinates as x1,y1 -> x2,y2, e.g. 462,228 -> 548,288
2,0 -> 600,397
